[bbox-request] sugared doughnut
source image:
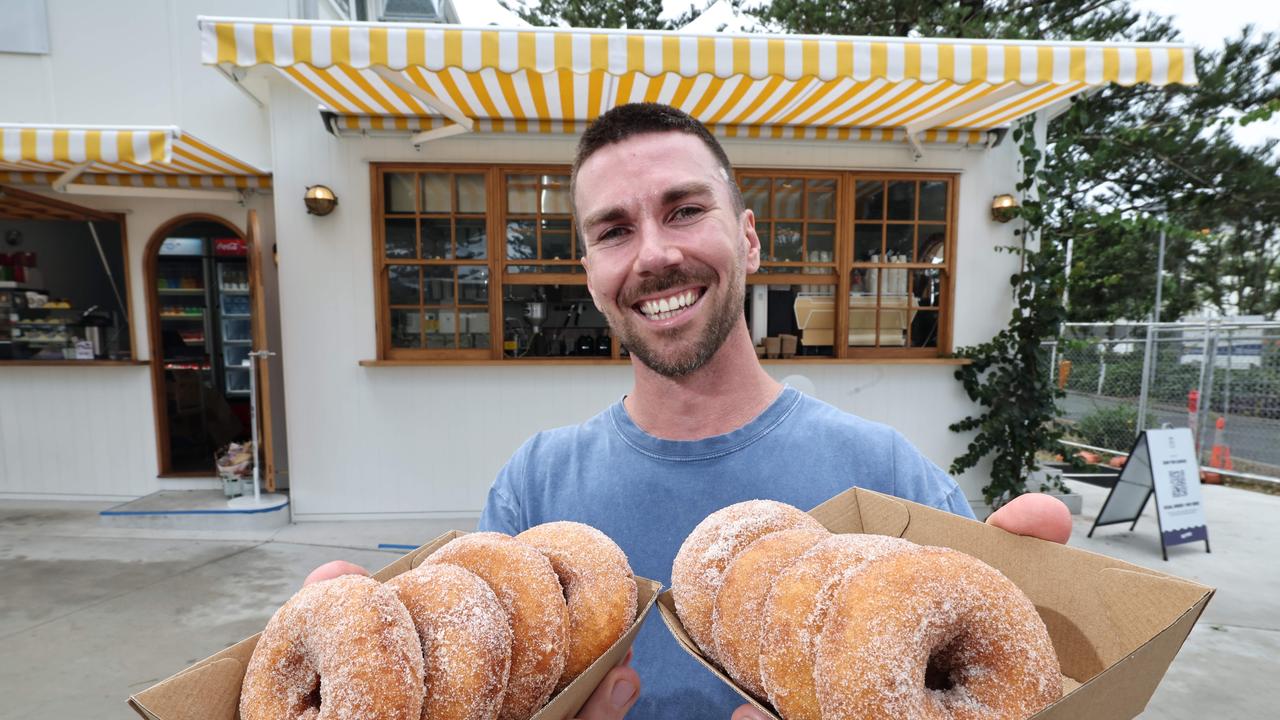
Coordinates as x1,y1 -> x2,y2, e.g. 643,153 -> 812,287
239,574 -> 424,720
759,533 -> 916,720
814,546 -> 1062,720
516,521 -> 638,691
387,564 -> 512,720
711,527 -> 828,699
426,532 -> 569,720
672,500 -> 826,660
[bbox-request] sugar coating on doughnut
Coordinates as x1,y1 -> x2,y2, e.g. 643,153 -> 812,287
814,547 -> 1062,720
240,574 -> 424,720
388,564 -> 512,720
516,521 -> 638,692
759,533 -> 916,720
711,527 -> 829,700
672,500 -> 825,660
426,532 -> 568,720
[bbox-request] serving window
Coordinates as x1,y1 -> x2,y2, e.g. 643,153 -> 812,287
371,164 -> 954,363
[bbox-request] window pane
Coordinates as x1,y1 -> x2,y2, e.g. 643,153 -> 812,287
390,309 -> 421,348
421,218 -> 452,259
541,218 -> 572,260
748,284 -> 835,357
502,285 -> 605,358
773,178 -> 804,218
911,309 -> 940,348
886,181 -> 915,220
807,222 -> 835,260
848,276 -> 912,347
774,223 -> 803,262
912,268 -> 944,307
424,310 -> 456,348
384,173 -> 416,213
458,266 -> 489,304
422,173 -> 451,212
456,219 -> 487,259
456,174 -> 487,213
808,178 -> 836,219
920,180 -> 947,221
919,225 -> 946,263
423,266 -> 455,305
740,176 -> 770,219
885,224 -> 912,262
540,175 -> 572,214
507,175 -> 538,214
854,224 -> 882,263
385,218 -> 417,259
506,220 -> 536,259
387,265 -> 420,306
855,181 -> 884,219
460,310 -> 490,349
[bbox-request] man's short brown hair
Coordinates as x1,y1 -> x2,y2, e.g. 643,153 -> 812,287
570,103 -> 745,226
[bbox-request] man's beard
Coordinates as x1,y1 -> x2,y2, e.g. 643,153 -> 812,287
606,260 -> 746,378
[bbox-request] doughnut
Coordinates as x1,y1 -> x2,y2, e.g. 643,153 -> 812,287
710,527 -> 828,699
239,574 -> 424,720
426,532 -> 569,720
516,521 -> 638,691
672,500 -> 825,660
387,564 -> 512,720
814,546 -> 1062,720
758,533 -> 917,720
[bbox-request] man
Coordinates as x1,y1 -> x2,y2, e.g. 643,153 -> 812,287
308,103 -> 1071,720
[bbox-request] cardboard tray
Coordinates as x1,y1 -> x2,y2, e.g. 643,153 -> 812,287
657,487 -> 1214,720
128,530 -> 660,720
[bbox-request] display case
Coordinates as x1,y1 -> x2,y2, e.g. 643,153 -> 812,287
216,250 -> 251,397
1,285 -> 83,360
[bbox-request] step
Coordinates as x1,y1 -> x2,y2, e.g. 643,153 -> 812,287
98,490 -> 290,531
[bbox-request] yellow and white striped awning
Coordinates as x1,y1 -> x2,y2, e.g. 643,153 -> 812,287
199,17 -> 1196,149
0,124 -> 271,190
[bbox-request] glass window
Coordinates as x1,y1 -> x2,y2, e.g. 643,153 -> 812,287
373,166 -> 953,361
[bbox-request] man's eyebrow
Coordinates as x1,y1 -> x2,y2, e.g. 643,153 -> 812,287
581,206 -> 629,234
662,181 -> 716,206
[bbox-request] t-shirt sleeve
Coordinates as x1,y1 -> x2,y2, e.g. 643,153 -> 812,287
890,431 -> 977,520
477,450 -> 526,534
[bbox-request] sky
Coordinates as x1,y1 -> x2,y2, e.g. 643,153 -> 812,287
454,1 -> 1278,151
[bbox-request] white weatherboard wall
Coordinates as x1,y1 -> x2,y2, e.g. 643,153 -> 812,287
0,193 -> 276,498
267,77 -> 1024,520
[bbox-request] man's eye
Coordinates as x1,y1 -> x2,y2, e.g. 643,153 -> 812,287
670,205 -> 704,222
596,226 -> 628,243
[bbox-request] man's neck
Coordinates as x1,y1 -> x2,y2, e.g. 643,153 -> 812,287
623,323 -> 783,441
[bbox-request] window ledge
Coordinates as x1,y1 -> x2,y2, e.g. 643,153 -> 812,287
0,360 -> 150,367
359,357 -> 971,367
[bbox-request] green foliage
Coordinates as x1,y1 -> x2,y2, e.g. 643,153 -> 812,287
500,0 -> 674,29
1072,405 -> 1138,448
947,118 -> 1071,506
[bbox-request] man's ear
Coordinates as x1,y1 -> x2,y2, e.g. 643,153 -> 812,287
741,208 -> 761,273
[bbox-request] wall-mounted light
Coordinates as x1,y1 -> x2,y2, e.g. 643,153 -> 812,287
990,194 -> 1019,223
304,185 -> 338,216
988,193 -> 1018,221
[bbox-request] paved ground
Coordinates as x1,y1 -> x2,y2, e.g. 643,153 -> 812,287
0,481 -> 1275,719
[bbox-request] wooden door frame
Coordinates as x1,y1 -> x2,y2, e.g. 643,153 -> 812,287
144,213 -> 248,478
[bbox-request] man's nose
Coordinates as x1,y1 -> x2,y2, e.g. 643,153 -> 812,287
631,221 -> 684,275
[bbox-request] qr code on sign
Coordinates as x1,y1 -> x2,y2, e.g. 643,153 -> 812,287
1169,469 -> 1188,498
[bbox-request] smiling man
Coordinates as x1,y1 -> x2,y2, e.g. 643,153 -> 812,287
305,103 -> 1069,720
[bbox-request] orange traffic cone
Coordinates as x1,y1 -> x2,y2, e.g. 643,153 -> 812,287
1202,417 -> 1232,484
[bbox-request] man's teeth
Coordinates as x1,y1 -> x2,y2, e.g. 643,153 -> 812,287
640,290 -> 699,319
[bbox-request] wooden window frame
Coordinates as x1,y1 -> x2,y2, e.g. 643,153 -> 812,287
370,164 -> 957,363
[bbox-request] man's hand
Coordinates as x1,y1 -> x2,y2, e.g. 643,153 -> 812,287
573,648 -> 640,720
985,492 -> 1072,544
303,561 -> 638,719
303,560 -> 370,586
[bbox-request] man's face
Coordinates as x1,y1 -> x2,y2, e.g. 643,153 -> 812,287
575,132 -> 760,377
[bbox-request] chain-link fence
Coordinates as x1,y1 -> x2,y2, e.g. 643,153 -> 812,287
1048,321 -> 1280,482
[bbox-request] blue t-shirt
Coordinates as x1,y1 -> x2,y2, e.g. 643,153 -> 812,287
478,386 -> 975,719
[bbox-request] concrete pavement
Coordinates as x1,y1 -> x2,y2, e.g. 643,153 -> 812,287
0,480 -> 1275,718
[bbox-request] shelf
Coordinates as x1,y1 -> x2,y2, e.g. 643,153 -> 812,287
161,315 -> 205,321
18,339 -> 70,345
157,288 -> 206,295
218,288 -> 249,295
221,313 -> 251,319
223,339 -> 251,345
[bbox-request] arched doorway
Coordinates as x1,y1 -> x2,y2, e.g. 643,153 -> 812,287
144,212 -> 276,482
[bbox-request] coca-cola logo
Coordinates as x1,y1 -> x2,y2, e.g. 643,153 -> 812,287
214,238 -> 247,256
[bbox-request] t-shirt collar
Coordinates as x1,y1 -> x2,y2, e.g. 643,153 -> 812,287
608,385 -> 802,461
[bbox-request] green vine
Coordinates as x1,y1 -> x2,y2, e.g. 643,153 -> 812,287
948,116 -> 1071,508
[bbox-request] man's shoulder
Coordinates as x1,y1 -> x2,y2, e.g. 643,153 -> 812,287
786,391 -> 900,444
